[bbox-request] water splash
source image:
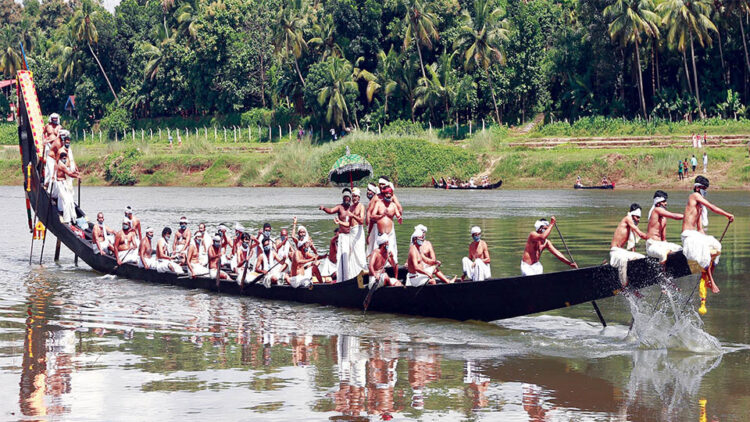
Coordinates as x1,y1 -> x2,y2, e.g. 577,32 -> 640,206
625,277 -> 722,354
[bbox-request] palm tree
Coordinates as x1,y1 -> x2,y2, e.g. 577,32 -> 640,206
161,0 -> 176,35
176,0 -> 201,41
375,47 -> 401,122
273,0 -> 309,87
658,0 -> 717,119
70,0 -> 120,104
317,56 -> 358,128
402,0 -> 439,80
604,0 -> 660,119
414,52 -> 456,120
141,25 -> 174,81
726,0 -> 750,74
353,57 -> 380,104
454,0 -> 510,123
0,46 -> 22,78
308,17 -> 343,60
47,27 -> 82,82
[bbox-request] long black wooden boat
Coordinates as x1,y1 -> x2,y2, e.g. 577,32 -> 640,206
17,74 -> 695,322
574,184 -> 614,190
432,177 -> 503,190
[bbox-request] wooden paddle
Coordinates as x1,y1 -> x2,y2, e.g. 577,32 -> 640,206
555,223 -> 607,327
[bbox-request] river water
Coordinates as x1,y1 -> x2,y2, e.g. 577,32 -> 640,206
1,186 -> 748,421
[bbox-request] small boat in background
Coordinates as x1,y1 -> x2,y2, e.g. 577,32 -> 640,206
432,177 -> 503,190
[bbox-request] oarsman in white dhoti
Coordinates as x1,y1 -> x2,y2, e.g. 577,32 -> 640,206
124,206 -> 143,244
609,204 -> 649,286
91,212 -> 116,255
236,234 -> 262,285
315,229 -> 338,283
275,228 -> 294,273
172,216 -> 191,261
349,188 -> 367,277
320,188 -> 356,283
194,223 -> 210,266
369,186 -> 400,266
114,218 -> 139,266
216,224 -> 233,268
521,217 -> 577,276
287,239 -> 317,288
461,227 -> 491,281
51,150 -> 79,223
368,235 -> 402,288
229,223 -> 245,271
208,235 -> 230,282
365,183 -> 380,257
138,227 -> 157,269
406,230 -> 455,286
186,232 -> 209,277
681,176 -> 734,293
155,227 -> 183,274
252,237 -> 285,287
645,191 -> 684,264
294,225 -> 318,256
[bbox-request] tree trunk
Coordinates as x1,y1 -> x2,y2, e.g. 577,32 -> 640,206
682,48 -> 693,97
651,43 -> 656,98
634,39 -> 647,119
486,70 -> 500,123
689,34 -> 704,119
416,42 -> 427,80
260,52 -> 266,107
654,39 -> 660,91
384,94 -> 389,123
716,28 -> 727,86
88,42 -> 119,105
293,56 -> 305,87
740,14 -> 750,73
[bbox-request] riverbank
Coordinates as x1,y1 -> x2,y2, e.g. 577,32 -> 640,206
1,130 -> 748,189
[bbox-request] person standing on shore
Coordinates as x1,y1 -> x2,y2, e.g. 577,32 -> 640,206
691,155 -> 697,172
678,161 -> 684,180
683,158 -> 690,178
703,152 -> 708,172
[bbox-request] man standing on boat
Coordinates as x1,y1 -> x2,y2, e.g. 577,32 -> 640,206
366,183 -> 380,256
52,150 -> 79,223
91,212 -> 116,255
349,187 -> 367,276
681,176 -> 734,293
461,227 -> 491,281
138,227 -> 156,270
378,177 -> 403,218
320,188 -> 354,282
124,206 -> 142,244
610,204 -> 648,286
645,191 -> 684,264
369,235 -> 402,288
114,218 -> 139,266
521,217 -> 577,276
370,186 -> 400,267
43,113 -> 61,145
406,229 -> 455,286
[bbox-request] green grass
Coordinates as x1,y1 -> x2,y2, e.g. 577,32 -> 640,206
530,116 -> 750,138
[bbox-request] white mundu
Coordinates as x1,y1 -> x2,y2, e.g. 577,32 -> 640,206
118,248 -> 139,265
609,247 -> 645,284
681,230 -> 721,269
520,261 -> 543,276
406,265 -> 435,287
349,225 -> 367,276
336,229 -> 352,283
462,257 -> 491,281
645,239 -> 682,263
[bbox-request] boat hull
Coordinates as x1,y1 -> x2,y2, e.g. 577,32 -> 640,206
574,184 -> 614,190
433,180 -> 503,190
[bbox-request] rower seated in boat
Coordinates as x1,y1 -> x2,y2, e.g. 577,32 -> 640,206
575,175 -> 583,187
235,233 -> 261,285
186,231 -> 209,278
681,176 -> 734,293
461,227 -> 491,281
172,216 -> 191,260
287,239 -> 317,288
91,212 -> 116,255
209,235 -> 230,281
230,223 -> 246,271
521,217 -> 577,276
610,204 -> 648,286
124,206 -> 142,244
369,235 -> 402,288
315,228 -> 338,283
138,227 -> 157,269
275,227 -> 294,273
114,218 -> 139,266
406,229 -> 455,286
155,227 -> 184,274
645,190 -> 684,264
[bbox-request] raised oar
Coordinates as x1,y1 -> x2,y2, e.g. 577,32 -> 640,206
681,219 -> 732,314
555,223 -> 607,327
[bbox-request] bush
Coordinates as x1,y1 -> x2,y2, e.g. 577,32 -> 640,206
382,119 -> 425,136
104,146 -> 142,185
100,104 -> 133,139
0,123 -> 16,145
241,108 -> 274,127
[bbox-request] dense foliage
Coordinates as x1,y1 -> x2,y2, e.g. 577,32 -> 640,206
2,0 -> 750,134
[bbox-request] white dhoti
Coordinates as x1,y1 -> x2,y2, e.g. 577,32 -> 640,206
52,179 -> 76,223
681,230 -> 721,269
645,239 -> 682,263
336,231 -> 352,283
156,258 -> 183,274
198,248 -> 208,267
117,249 -> 139,265
406,265 -> 435,287
190,263 -> 209,277
44,154 -> 55,187
462,257 -> 491,281
92,234 -> 115,254
521,261 -> 543,276
317,258 -> 337,278
366,227 -> 377,257
289,267 -> 312,288
209,268 -> 220,279
610,247 -> 645,285
138,256 -> 157,269
350,225 -> 367,276
368,272 -> 388,289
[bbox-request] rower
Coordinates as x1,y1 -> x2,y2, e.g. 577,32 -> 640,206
681,176 -> 734,293
51,150 -> 80,223
406,229 -> 455,286
349,187 -> 367,276
370,186 -> 400,267
231,222 -> 246,271
114,218 -> 139,266
314,228 -> 339,283
521,217 -> 577,276
295,225 -> 318,255
124,206 -> 143,243
194,223 -> 210,266
275,227 -> 294,273
236,233 -> 261,285
461,227 -> 491,281
601,176 -> 609,186
609,204 -> 648,286
186,232 -> 209,278
217,224 -> 233,268
138,227 -> 156,270
645,191 -> 684,264
368,235 -> 402,288
258,222 -> 275,246
208,235 -> 230,281
575,175 -> 582,187
156,227 -> 183,274
91,212 -> 116,255
320,188 -> 354,282
172,216 -> 191,260
288,239 -> 317,288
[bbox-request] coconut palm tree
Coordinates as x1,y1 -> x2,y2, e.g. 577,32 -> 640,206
308,17 -> 343,60
604,0 -> 660,119
317,56 -> 358,128
414,52 -> 456,120
454,0 -> 510,123
70,0 -> 120,104
658,0 -> 717,119
402,0 -> 439,80
47,27 -> 82,82
0,46 -> 22,78
375,47 -> 401,122
725,0 -> 750,74
176,0 -> 201,41
273,0 -> 309,87
141,25 -> 174,81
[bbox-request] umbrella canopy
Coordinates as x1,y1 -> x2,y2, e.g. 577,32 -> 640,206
328,146 -> 373,187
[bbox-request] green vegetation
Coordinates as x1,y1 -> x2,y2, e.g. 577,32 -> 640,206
0,123 -> 16,145
532,117 -> 750,138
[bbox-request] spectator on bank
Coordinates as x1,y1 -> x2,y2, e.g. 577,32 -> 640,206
691,155 -> 697,172
683,158 -> 690,178
678,161 -> 684,180
703,152 -> 708,172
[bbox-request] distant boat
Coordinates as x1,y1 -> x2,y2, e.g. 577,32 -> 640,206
574,184 -> 614,190
432,177 -> 503,190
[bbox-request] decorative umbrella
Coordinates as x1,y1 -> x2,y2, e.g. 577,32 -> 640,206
328,146 -> 373,188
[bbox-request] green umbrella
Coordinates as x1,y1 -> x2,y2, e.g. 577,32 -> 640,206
328,146 -> 373,188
